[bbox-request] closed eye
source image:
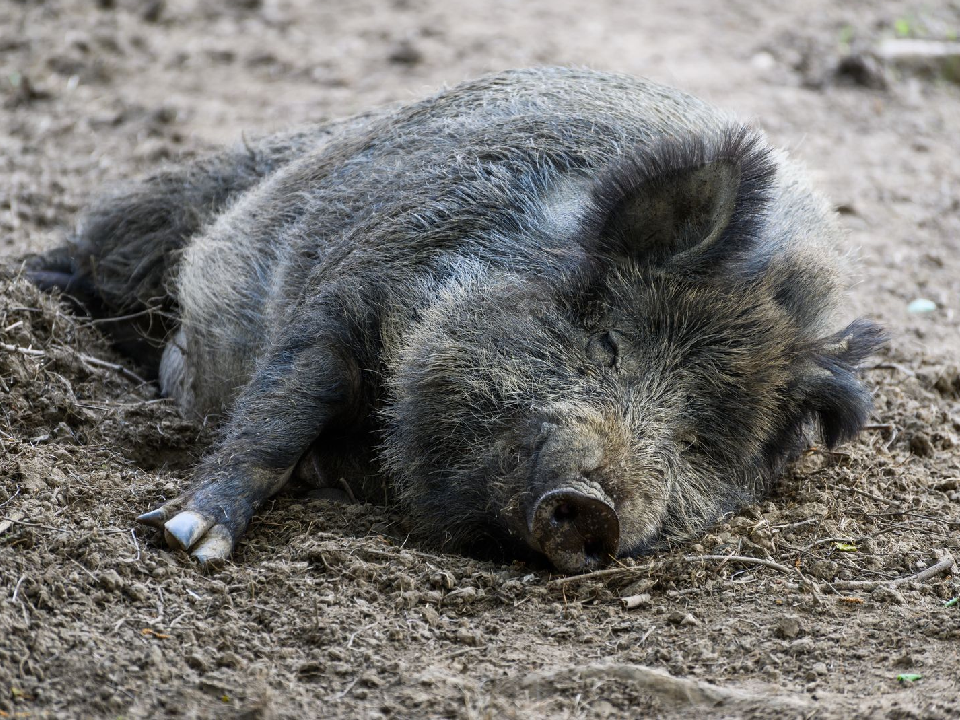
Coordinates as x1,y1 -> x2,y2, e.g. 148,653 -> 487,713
586,329 -> 621,368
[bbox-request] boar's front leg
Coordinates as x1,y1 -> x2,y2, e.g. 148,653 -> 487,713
137,311 -> 366,564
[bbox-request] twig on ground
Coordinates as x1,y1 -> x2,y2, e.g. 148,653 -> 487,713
148,586 -> 165,624
548,561 -> 654,586
683,554 -> 795,575
84,307 -> 161,326
772,518 -> 818,530
684,553 -> 821,593
801,537 -> 859,551
839,485 -> 899,507
2,341 -> 148,385
1,341 -> 45,357
11,573 -> 27,603
884,427 -> 900,450
68,558 -> 98,582
860,423 -> 899,450
866,520 -> 956,542
831,553 -> 955,591
0,486 -> 21,510
346,620 -> 378,648
121,527 -> 142,563
1,516 -> 64,533
865,362 -> 916,377
78,398 -> 169,411
77,352 -> 148,385
638,625 -> 655,644
333,677 -> 360,701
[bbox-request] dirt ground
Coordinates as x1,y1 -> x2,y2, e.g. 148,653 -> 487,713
2,1 -> 960,718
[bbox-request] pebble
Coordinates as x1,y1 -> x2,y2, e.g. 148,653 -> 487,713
907,298 -> 937,314
775,616 -> 802,639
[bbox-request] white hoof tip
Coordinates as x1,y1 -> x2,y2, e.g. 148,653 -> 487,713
191,525 -> 234,567
163,511 -> 214,551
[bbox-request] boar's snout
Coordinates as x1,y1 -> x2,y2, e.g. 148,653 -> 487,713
528,483 -> 620,573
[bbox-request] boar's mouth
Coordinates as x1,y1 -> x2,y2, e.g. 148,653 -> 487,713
526,481 -> 620,574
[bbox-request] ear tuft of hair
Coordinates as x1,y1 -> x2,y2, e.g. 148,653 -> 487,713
806,319 -> 886,447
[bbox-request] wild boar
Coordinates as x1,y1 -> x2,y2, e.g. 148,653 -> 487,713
28,67 -> 882,573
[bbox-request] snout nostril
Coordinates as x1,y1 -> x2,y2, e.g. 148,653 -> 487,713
552,501 -> 577,524
582,538 -> 605,562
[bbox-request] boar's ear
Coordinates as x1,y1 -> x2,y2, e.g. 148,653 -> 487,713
799,319 -> 886,447
585,125 -> 776,269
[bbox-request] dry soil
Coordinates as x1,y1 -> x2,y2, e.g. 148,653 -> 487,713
2,1 -> 960,718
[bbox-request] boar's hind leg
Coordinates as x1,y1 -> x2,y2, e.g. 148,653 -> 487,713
138,323 -> 364,564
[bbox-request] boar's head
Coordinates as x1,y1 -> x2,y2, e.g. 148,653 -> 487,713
383,126 -> 882,573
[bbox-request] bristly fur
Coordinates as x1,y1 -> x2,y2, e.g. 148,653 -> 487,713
28,67 -> 883,569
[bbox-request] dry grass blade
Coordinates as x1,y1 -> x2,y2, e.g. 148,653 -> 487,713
831,553 -> 956,591
682,554 -> 796,574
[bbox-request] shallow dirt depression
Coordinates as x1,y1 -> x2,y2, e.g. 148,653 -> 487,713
2,1 -> 960,718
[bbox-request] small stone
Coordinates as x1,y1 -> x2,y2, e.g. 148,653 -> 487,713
907,298 -> 937,314
909,432 -> 935,457
442,587 -> 477,607
666,611 -> 699,626
360,671 -> 384,687
807,559 -> 839,581
871,585 -> 906,605
98,569 -> 123,591
122,583 -> 148,602
930,366 -> 960,398
893,653 -> 915,669
835,53 -> 889,90
421,606 -> 440,627
421,590 -> 442,605
197,679 -> 230,696
751,52 -> 776,71
388,40 -> 423,66
141,0 -> 164,22
398,590 -> 421,608
455,628 -> 481,645
621,593 -> 652,610
219,652 -> 242,668
775,616 -> 802,639
430,571 -> 456,590
298,661 -> 323,678
186,652 -> 210,673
